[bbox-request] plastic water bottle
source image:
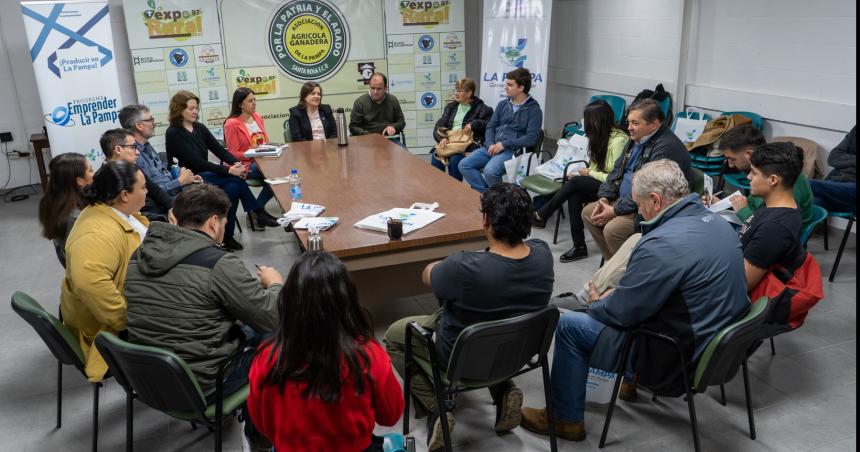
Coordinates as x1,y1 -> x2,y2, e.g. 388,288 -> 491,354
289,168 -> 303,201
307,225 -> 324,251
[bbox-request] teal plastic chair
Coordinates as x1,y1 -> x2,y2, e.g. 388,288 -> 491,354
561,122 -> 586,138
800,206 -> 829,248
657,97 -> 671,120
589,94 -> 627,125
721,111 -> 764,131
723,172 -> 750,191
282,119 -> 293,143
823,210 -> 855,282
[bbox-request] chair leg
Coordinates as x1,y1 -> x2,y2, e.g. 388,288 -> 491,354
429,366 -> 453,452
742,359 -> 756,440
540,354 -> 558,452
599,334 -> 636,448
824,217 -> 830,250
719,385 -> 727,406
56,361 -> 62,429
770,337 -> 776,356
402,350 -> 412,436
553,209 -> 562,245
684,389 -> 701,452
829,216 -> 854,282
92,382 -> 101,452
126,394 -> 134,452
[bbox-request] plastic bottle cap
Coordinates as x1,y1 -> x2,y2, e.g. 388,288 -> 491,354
291,168 -> 298,174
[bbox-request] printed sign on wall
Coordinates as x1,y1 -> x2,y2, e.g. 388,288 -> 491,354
22,0 -> 124,167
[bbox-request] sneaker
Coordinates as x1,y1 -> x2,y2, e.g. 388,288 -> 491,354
427,410 -> 456,452
223,236 -> 244,251
520,406 -> 586,442
532,212 -> 547,229
559,246 -> 588,263
494,386 -> 523,432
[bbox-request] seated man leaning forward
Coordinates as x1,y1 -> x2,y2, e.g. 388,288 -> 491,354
384,183 -> 554,452
582,98 -> 690,261
124,183 -> 284,448
458,67 -> 543,193
521,160 -> 749,442
349,72 -> 406,138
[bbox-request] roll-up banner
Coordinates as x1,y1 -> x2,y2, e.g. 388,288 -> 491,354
479,0 -> 551,118
21,0 -> 124,168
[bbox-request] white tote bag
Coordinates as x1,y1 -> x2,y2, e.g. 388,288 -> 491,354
504,152 -> 540,185
673,117 -> 708,145
535,135 -> 589,180
585,367 -> 618,404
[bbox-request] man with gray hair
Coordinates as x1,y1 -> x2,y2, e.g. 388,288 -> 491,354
119,104 -> 200,195
521,159 -> 749,442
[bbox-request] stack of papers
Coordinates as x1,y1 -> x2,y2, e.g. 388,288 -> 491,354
278,202 -> 325,227
707,191 -> 744,225
244,143 -> 288,158
354,207 -> 446,235
293,217 -> 339,230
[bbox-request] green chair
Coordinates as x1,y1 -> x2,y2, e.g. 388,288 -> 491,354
561,121 -> 586,139
823,210 -> 855,282
10,291 -> 103,452
721,111 -> 765,131
589,95 -> 627,125
403,306 -> 560,452
657,97 -> 672,120
800,205 -> 829,248
282,119 -> 293,144
599,297 -> 771,452
690,167 -> 706,196
723,172 -> 750,192
519,158 -> 589,244
94,332 -> 249,452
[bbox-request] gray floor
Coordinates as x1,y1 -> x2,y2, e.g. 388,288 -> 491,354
0,183 -> 855,452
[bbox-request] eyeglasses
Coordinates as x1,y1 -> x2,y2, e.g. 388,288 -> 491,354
119,144 -> 138,149
139,118 -> 155,123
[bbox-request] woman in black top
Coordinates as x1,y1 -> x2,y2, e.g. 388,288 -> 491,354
288,82 -> 337,141
165,90 -> 279,251
429,77 -> 493,181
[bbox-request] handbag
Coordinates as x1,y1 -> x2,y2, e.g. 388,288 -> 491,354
434,127 -> 474,160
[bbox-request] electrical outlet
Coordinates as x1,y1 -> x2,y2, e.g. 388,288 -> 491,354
0,132 -> 12,143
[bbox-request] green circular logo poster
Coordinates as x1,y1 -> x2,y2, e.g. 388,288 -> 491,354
268,0 -> 350,81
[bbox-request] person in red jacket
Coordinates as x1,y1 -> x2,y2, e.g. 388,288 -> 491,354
223,87 -> 275,228
247,251 -> 404,452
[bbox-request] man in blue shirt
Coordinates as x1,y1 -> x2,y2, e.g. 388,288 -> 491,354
581,99 -> 690,261
459,67 -> 543,192
119,104 -> 200,195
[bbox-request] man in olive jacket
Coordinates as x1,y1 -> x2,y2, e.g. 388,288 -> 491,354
124,183 -> 283,396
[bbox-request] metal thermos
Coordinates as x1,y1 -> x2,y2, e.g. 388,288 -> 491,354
308,226 -> 324,251
335,107 -> 348,146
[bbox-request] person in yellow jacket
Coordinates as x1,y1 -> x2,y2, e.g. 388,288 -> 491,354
61,160 -> 149,380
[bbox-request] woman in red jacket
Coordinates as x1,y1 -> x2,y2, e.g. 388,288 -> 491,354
223,87 -> 275,228
248,251 -> 404,452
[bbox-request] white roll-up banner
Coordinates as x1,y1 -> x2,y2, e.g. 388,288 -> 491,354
21,0 -> 123,168
479,0 -> 551,117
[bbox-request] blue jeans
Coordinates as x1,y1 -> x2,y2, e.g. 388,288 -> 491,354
458,147 -> 514,192
552,311 -> 607,422
430,151 -> 464,181
200,172 -> 261,239
248,163 -> 275,208
810,179 -> 856,213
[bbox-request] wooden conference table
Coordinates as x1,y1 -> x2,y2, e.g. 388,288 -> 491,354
255,135 -> 487,299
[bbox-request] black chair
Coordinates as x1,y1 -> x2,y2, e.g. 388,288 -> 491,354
599,297 -> 771,452
94,332 -> 249,452
403,306 -> 560,452
10,291 -> 103,452
823,210 -> 855,282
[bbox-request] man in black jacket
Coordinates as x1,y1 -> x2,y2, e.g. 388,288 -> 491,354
810,125 -> 856,213
581,99 -> 691,260
100,128 -> 173,222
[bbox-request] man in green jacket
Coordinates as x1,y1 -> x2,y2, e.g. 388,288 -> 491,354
125,183 -> 281,449
349,72 -> 406,138
714,125 -> 814,228
124,183 -> 283,394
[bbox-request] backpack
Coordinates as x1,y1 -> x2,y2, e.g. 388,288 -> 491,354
619,83 -> 672,130
750,250 -> 824,337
